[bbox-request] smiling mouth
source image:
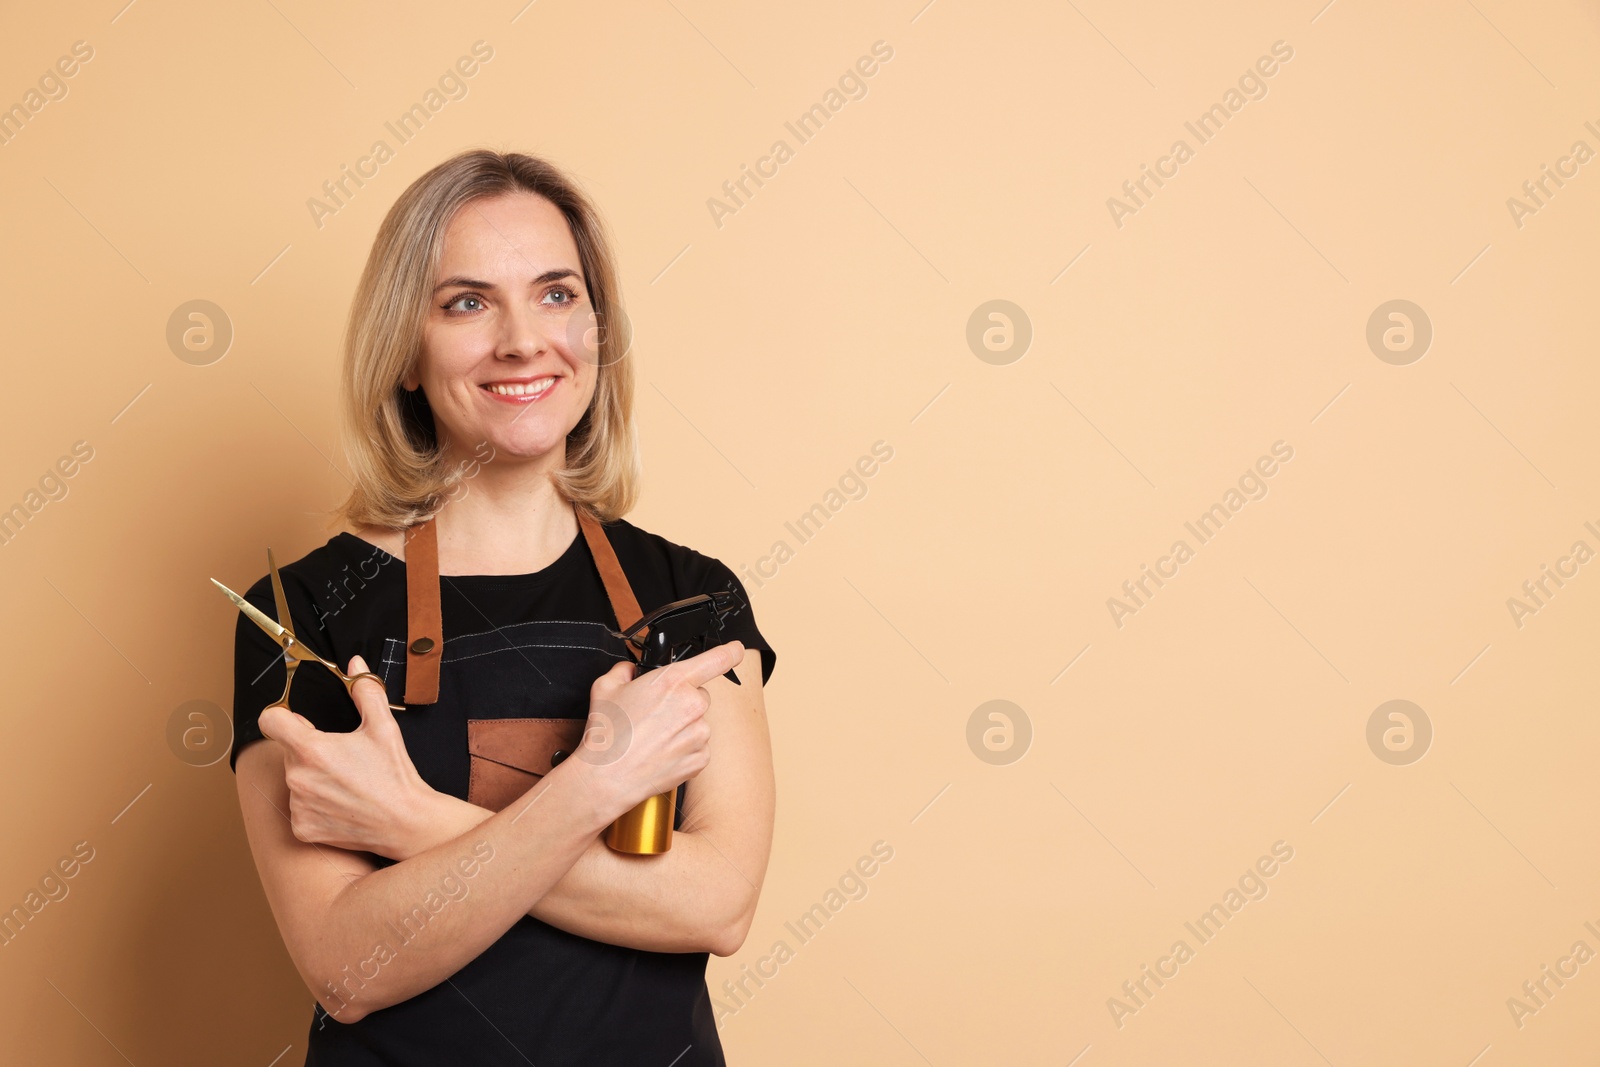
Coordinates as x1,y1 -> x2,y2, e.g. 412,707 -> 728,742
481,377 -> 558,400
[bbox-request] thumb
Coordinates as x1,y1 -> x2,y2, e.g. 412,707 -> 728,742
592,655 -> 633,703
591,657 -> 636,697
257,703 -> 318,751
347,655 -> 399,736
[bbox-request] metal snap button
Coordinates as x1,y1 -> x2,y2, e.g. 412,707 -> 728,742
550,749 -> 569,766
410,637 -> 435,654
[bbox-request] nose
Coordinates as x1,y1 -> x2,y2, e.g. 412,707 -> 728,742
494,293 -> 557,362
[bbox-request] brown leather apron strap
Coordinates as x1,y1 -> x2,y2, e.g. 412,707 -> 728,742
402,501 -> 645,706
403,517 -> 443,705
573,503 -> 647,661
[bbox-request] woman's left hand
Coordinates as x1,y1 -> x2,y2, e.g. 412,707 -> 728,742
266,654 -> 435,858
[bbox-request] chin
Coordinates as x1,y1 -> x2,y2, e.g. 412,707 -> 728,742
489,431 -> 569,460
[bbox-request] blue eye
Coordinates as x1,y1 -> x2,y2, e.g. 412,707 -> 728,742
441,285 -> 581,316
441,294 -> 484,315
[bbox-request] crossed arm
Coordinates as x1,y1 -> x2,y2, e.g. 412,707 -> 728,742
236,731 -> 613,1023
386,648 -> 773,955
285,648 -> 775,958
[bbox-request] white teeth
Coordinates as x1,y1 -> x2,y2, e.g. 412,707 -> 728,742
485,378 -> 555,397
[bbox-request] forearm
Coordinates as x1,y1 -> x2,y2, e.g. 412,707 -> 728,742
535,828 -> 749,953
307,765 -> 610,1022
390,791 -> 747,953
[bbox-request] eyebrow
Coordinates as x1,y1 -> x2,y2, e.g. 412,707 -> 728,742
432,269 -> 581,293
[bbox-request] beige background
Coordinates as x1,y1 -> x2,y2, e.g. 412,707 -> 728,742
1,0 -> 1597,1063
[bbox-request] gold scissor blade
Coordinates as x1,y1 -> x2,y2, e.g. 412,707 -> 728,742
267,548 -> 293,638
211,578 -> 291,647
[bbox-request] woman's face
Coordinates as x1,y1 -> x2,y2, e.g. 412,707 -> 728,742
406,190 -> 601,466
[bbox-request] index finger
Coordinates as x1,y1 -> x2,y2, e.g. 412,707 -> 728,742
660,639 -> 745,689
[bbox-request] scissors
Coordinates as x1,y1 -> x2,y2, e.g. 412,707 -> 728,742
212,548 -> 407,715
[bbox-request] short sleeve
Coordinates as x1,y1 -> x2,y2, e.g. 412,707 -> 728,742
699,561 -> 776,687
229,572 -> 362,772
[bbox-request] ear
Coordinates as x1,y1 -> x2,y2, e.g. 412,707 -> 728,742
401,353 -> 426,390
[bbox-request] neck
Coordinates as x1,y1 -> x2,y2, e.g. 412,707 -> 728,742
428,445 -> 580,576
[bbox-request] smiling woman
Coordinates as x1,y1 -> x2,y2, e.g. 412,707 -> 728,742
228,149 -> 776,1066
336,155 -> 636,534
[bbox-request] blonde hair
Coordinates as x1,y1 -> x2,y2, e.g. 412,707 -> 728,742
330,149 -> 639,531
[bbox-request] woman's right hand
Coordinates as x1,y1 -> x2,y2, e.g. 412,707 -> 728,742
573,639 -> 746,822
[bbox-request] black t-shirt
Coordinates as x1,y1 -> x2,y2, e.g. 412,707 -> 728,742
229,515 -> 775,1066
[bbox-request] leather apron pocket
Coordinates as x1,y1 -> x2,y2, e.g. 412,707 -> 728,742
467,717 -> 587,812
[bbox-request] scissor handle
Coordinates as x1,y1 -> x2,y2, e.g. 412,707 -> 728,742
339,669 -> 407,712
280,641 -> 408,713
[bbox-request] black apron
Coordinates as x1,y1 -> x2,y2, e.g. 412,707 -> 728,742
399,499 -> 686,825
303,501 -> 723,1065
